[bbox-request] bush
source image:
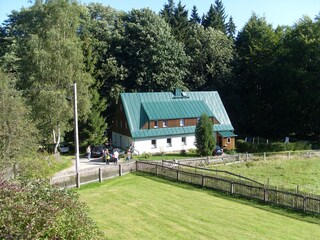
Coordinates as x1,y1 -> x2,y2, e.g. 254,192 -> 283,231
0,180 -> 101,239
180,150 -> 187,156
140,152 -> 152,159
236,139 -> 311,153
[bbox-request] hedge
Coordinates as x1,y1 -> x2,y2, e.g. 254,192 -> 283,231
236,140 -> 311,153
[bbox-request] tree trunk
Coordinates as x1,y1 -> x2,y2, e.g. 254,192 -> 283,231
54,124 -> 61,154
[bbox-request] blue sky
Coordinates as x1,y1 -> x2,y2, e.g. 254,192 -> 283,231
1,0 -> 320,31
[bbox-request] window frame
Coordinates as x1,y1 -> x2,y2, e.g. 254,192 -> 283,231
151,139 -> 157,148
167,138 -> 172,147
154,120 -> 158,128
163,120 -> 168,128
181,137 -> 186,145
180,119 -> 185,126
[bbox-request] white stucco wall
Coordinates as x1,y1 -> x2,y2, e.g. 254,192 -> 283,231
133,135 -> 197,154
112,132 -> 132,149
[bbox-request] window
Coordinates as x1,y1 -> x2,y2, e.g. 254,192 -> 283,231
154,120 -> 158,128
227,138 -> 231,144
151,139 -> 157,148
180,119 -> 185,126
167,138 -> 172,147
181,137 -> 186,145
163,120 -> 167,127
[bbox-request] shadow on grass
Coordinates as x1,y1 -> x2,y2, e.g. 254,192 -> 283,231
131,172 -> 320,225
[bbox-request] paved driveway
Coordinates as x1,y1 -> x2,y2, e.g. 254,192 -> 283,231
54,156 -> 120,177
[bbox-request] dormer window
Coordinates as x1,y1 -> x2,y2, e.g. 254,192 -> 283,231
163,120 -> 167,127
180,119 -> 184,126
154,120 -> 158,128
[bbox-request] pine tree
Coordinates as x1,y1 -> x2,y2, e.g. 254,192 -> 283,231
172,1 -> 189,41
195,113 -> 215,156
189,5 -> 201,25
159,0 -> 175,26
202,0 -> 227,33
227,16 -> 236,39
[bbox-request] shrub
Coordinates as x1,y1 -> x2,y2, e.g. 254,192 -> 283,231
141,152 -> 152,159
236,139 -> 311,153
0,180 -> 101,239
180,150 -> 187,156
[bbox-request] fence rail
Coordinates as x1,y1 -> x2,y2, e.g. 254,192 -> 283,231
50,161 -> 136,188
136,161 -> 320,214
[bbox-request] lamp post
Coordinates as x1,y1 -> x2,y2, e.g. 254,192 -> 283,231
73,82 -> 80,187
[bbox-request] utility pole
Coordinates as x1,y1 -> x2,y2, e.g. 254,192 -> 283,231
73,82 -> 80,187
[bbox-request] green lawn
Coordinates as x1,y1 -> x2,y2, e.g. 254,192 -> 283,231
213,157 -> 320,194
77,173 -> 320,240
47,154 -> 73,177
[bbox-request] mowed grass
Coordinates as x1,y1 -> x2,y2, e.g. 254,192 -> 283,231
213,157 -> 320,193
77,173 -> 320,240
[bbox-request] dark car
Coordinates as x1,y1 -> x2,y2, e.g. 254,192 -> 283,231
213,145 -> 223,156
91,145 -> 104,158
58,142 -> 69,153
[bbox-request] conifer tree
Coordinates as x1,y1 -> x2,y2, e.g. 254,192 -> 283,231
202,0 -> 227,33
195,113 -> 215,156
227,16 -> 236,39
189,5 -> 201,25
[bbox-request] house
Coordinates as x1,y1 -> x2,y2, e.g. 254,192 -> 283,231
111,89 -> 236,154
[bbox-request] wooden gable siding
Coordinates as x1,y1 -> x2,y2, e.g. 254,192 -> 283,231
112,98 -> 131,137
142,117 -> 218,129
217,135 -> 235,150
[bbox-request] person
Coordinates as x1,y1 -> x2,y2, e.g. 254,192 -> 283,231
113,149 -> 119,164
105,149 -> 110,164
126,148 -> 131,161
102,148 -> 106,162
86,145 -> 91,160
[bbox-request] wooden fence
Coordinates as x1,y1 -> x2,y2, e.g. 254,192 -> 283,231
50,161 -> 136,188
136,161 -> 320,214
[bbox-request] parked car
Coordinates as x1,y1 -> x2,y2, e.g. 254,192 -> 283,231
213,145 -> 223,156
59,142 -> 69,153
91,145 -> 104,158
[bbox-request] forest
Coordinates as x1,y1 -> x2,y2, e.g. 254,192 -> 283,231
1,0 -> 320,164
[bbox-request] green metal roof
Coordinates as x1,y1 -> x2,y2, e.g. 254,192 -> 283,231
120,91 -> 234,139
142,100 -> 214,120
218,131 -> 237,138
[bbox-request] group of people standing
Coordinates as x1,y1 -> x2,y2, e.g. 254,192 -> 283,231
86,144 -> 133,164
102,148 -> 119,164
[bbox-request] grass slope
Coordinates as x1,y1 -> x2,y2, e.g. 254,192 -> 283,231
214,157 -> 320,193
77,173 -> 320,240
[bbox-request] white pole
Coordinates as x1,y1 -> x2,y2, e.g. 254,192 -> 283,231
73,82 -> 80,175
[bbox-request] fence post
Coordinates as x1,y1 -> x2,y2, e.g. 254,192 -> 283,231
246,152 -> 248,161
303,197 -> 306,212
308,151 -> 311,158
99,168 -> 102,183
230,181 -> 234,195
76,172 -> 80,188
263,152 -> 266,161
156,165 -> 159,175
264,186 -> 268,202
135,161 -> 138,171
287,151 -> 290,159
202,175 -> 205,187
177,169 -> 179,181
119,164 -> 122,176
237,154 -> 240,161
